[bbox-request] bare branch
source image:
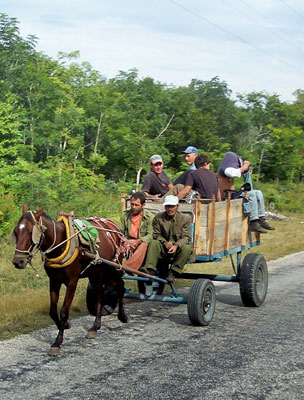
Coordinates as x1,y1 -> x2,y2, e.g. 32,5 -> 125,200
156,113 -> 175,139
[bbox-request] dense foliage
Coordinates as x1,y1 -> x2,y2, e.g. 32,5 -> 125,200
0,14 -> 303,237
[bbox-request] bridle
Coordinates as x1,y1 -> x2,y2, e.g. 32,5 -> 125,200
13,211 -> 56,266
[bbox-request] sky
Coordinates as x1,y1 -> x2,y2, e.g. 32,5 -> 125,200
1,0 -> 304,102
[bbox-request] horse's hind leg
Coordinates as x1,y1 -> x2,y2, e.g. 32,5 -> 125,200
117,279 -> 129,323
49,281 -> 78,356
86,283 -> 103,339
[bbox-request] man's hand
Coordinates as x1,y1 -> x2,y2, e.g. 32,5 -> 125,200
241,160 -> 250,172
167,244 -> 178,254
164,241 -> 173,250
125,239 -> 141,251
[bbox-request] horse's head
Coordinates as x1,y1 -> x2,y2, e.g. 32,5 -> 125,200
11,204 -> 45,269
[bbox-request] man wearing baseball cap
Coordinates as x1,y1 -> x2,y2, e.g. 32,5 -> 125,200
142,195 -> 192,283
174,146 -> 198,186
182,146 -> 198,170
142,155 -> 183,199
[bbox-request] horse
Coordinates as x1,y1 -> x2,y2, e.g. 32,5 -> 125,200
11,204 -> 129,356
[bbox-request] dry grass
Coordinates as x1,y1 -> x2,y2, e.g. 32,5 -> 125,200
1,213 -> 303,340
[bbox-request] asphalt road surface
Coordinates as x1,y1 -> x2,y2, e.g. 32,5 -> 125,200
1,251 -> 303,400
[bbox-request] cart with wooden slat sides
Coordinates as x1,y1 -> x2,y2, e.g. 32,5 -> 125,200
86,195 -> 268,326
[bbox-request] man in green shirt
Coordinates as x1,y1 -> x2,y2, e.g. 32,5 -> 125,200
142,195 -> 192,283
120,192 -> 154,271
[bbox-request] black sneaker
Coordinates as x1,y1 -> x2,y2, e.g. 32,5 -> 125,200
259,217 -> 275,230
249,220 -> 267,234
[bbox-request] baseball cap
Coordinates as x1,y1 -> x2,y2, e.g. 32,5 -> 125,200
163,195 -> 179,206
182,146 -> 198,154
150,154 -> 163,164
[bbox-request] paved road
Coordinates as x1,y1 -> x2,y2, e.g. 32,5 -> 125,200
1,251 -> 303,400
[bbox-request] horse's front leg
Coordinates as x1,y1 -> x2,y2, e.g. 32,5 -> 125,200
117,279 -> 129,323
49,280 -> 78,356
49,279 -> 62,331
86,284 -> 103,339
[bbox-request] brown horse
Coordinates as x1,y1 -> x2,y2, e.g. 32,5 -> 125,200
11,205 -> 129,356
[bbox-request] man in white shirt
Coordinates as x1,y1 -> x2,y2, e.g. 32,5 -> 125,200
217,152 -> 275,234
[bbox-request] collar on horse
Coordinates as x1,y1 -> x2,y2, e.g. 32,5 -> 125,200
44,216 -> 79,268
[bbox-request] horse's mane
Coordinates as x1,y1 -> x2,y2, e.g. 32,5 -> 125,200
23,211 -> 53,222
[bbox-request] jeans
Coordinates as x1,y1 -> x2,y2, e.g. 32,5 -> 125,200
247,190 -> 265,221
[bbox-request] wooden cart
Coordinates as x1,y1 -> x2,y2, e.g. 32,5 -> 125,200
87,195 -> 268,326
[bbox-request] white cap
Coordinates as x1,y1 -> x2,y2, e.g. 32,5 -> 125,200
163,195 -> 179,206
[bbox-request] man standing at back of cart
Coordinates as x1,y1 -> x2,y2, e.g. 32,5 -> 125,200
120,191 -> 154,271
141,195 -> 192,283
217,151 -> 275,233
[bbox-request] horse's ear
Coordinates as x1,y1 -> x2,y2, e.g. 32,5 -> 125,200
22,204 -> 29,214
35,207 -> 44,219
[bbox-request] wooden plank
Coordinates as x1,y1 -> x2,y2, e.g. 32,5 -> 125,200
224,194 -> 231,251
208,196 -> 216,255
193,199 -> 201,254
241,213 -> 248,246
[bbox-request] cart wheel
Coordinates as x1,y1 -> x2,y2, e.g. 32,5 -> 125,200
86,282 -> 118,316
187,279 -> 216,326
240,253 -> 268,307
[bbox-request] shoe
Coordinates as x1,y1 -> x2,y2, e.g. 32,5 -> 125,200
249,220 -> 267,234
259,217 -> 275,230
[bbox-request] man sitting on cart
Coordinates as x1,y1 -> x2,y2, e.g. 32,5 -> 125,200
177,154 -> 221,203
141,195 -> 192,283
120,191 -> 154,271
142,154 -> 183,199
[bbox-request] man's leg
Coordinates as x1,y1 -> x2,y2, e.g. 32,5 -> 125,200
171,244 -> 193,275
123,242 -> 149,271
247,191 -> 267,233
255,190 -> 275,230
143,240 -> 165,272
164,184 -> 184,197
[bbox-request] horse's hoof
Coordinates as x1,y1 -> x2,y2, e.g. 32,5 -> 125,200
48,347 -> 60,356
64,321 -> 71,330
119,314 -> 130,323
86,330 -> 97,339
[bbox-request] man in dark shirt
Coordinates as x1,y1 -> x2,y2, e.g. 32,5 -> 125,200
142,154 -> 183,199
177,154 -> 221,202
142,154 -> 173,199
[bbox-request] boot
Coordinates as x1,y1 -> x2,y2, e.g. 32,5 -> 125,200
249,220 -> 267,234
259,217 -> 275,230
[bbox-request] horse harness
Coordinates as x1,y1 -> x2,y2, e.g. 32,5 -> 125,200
13,211 -> 127,271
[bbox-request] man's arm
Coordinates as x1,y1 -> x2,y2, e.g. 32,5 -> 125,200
139,212 -> 154,243
175,214 -> 192,248
152,214 -> 167,243
177,185 -> 192,199
224,160 -> 250,178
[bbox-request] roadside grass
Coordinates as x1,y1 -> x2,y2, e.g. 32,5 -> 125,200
1,213 -> 303,341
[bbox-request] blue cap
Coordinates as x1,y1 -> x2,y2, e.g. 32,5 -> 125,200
182,146 -> 198,154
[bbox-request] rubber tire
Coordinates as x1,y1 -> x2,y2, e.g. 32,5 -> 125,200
240,253 -> 268,307
187,279 -> 216,326
86,282 -> 118,316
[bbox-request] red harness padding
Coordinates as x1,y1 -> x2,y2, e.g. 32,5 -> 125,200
87,217 -> 128,260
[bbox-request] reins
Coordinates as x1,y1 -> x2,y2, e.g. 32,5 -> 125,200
14,211 -> 127,270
